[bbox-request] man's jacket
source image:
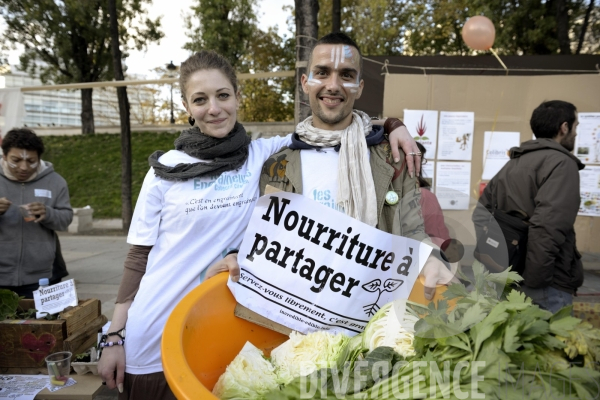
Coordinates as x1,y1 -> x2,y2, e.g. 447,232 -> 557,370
0,159 -> 73,287
259,130 -> 429,242
473,139 -> 584,294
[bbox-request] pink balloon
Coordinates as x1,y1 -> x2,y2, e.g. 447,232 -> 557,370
462,16 -> 495,51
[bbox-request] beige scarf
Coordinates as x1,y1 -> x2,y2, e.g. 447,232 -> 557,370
0,157 -> 47,182
296,110 -> 378,226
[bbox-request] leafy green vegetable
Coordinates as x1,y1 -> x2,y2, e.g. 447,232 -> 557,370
0,289 -> 21,321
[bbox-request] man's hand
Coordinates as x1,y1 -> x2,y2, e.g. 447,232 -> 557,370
421,255 -> 460,300
205,253 -> 240,282
388,125 -> 421,178
0,197 -> 11,215
27,202 -> 46,223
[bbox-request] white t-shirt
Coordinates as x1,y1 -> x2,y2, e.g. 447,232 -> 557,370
300,147 -> 370,213
124,135 -> 291,374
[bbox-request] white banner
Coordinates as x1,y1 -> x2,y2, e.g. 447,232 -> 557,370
0,88 -> 26,138
574,112 -> 600,164
578,165 -> 600,217
33,279 -> 78,318
229,193 -> 432,336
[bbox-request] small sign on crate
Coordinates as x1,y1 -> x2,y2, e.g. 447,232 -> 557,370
33,279 -> 78,318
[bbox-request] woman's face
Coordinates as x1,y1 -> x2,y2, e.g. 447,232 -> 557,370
4,147 -> 40,182
182,69 -> 240,139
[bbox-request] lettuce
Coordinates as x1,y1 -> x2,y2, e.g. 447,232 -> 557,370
212,342 -> 278,399
361,300 -> 418,358
270,331 -> 349,385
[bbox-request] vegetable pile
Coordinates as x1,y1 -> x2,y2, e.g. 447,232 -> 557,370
214,263 -> 600,399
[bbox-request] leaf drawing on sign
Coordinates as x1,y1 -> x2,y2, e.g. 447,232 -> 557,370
362,279 -> 381,293
362,278 -> 404,317
416,114 -> 427,137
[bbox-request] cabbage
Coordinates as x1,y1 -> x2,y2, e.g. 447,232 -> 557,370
270,331 -> 349,385
361,300 -> 418,358
212,341 -> 278,399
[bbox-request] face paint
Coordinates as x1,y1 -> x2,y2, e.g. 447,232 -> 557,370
30,162 -> 39,169
342,76 -> 361,93
7,161 -> 17,168
307,71 -> 322,86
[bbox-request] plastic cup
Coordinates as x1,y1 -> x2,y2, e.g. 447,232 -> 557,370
19,204 -> 35,222
46,351 -> 72,388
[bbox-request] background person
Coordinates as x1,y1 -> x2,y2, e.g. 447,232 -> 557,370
97,49 -> 420,399
0,128 -> 73,298
473,100 -> 584,312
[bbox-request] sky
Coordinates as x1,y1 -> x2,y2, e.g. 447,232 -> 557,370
4,0 -> 294,78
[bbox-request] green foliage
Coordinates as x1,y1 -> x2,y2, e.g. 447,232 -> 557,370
184,0 -> 258,69
0,289 -> 36,320
317,0 -> 598,55
42,131 -> 179,218
0,0 -> 163,84
184,1 -> 294,122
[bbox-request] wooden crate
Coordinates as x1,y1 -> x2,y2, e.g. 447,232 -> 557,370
0,299 -> 105,370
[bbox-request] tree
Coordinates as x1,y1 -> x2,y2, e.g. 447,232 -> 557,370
295,0 -> 319,123
184,0 -> 257,70
108,0 -> 132,230
238,27 -> 295,122
0,0 -> 163,134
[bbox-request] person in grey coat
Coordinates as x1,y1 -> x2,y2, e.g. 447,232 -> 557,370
473,100 -> 584,313
0,128 -> 73,298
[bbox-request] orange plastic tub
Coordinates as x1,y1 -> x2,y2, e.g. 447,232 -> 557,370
162,272 -> 449,399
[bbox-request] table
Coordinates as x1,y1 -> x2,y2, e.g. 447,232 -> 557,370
35,374 -> 104,400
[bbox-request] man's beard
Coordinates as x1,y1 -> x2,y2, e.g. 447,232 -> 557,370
560,130 -> 575,152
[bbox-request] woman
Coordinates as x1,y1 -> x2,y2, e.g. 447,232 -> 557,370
98,50 -> 416,399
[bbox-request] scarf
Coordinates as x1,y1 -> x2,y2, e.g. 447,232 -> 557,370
149,122 -> 251,181
0,157 -> 47,182
296,110 -> 378,227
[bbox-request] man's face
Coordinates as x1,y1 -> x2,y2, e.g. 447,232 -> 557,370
4,147 -> 40,182
301,44 -> 364,130
560,112 -> 579,152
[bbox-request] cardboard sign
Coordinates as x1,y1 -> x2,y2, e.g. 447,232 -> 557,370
228,192 -> 432,336
33,279 -> 78,318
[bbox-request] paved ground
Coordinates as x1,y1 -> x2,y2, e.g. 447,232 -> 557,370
57,220 -> 600,399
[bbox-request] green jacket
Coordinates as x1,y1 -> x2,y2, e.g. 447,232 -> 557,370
259,142 -> 429,242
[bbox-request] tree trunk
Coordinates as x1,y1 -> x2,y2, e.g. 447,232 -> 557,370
80,88 -> 95,134
294,0 -> 319,124
576,0 -> 595,54
555,0 -> 571,54
332,0 -> 341,33
108,0 -> 132,231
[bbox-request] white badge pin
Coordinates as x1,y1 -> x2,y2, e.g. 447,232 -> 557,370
385,191 -> 399,205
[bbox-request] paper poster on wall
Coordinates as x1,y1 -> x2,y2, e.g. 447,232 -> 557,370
436,112 -> 475,160
482,131 -> 521,180
574,113 -> 600,164
403,110 -> 438,158
435,162 -> 471,210
422,160 -> 435,192
579,165 -> 600,217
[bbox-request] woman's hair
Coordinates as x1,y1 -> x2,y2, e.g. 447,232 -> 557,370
1,128 -> 44,157
179,50 -> 238,101
416,142 -> 429,188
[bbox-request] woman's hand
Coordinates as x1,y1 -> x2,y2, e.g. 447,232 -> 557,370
205,253 -> 240,282
387,125 -> 421,178
98,345 -> 125,393
421,255 -> 460,300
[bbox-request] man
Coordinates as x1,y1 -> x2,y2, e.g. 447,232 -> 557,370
258,32 -> 455,299
474,100 -> 584,312
0,128 -> 73,298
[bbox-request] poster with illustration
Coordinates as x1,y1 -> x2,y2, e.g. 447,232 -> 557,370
574,113 -> 600,164
403,110 -> 438,158
482,131 -> 521,180
436,112 -> 475,161
435,162 -> 471,210
578,165 -> 600,217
